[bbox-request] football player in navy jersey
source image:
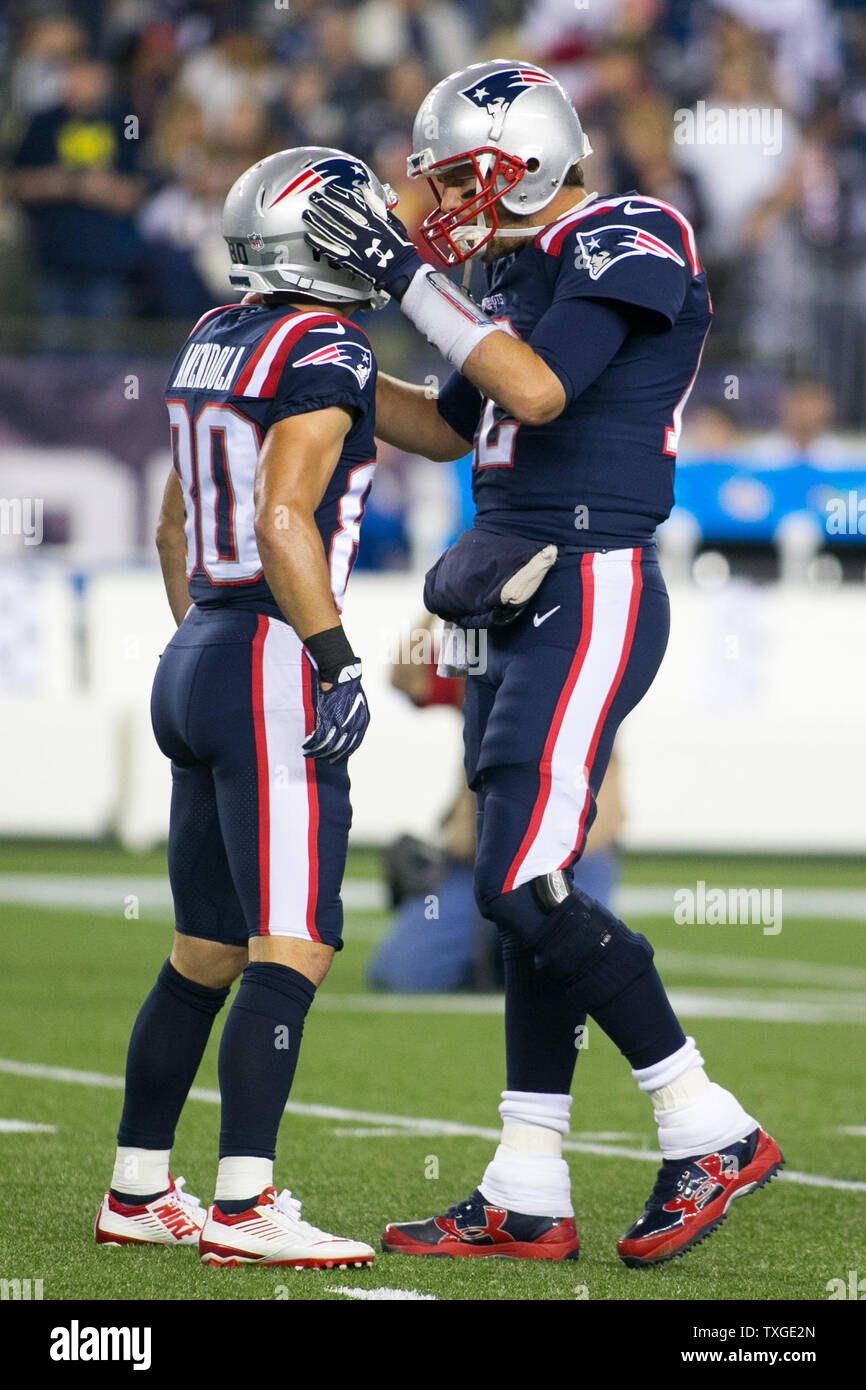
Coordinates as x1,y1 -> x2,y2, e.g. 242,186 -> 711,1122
95,148 -> 391,1269
303,63 -> 784,1267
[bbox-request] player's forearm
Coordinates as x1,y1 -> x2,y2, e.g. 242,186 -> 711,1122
395,270 -> 565,426
459,333 -> 566,427
255,507 -> 341,642
375,373 -> 468,460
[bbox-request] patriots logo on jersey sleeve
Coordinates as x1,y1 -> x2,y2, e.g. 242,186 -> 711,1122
574,224 -> 686,280
268,156 -> 369,210
292,340 -> 373,390
459,67 -> 553,121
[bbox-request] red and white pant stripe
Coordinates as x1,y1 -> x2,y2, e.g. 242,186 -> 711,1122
503,548 -> 643,893
251,615 -> 321,939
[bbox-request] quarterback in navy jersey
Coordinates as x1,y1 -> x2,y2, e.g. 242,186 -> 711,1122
303,62 -> 783,1267
95,149 -> 388,1269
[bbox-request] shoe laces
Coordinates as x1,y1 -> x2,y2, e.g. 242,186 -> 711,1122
271,1188 -> 332,1239
646,1161 -> 687,1209
172,1177 -> 202,1213
442,1192 -> 482,1221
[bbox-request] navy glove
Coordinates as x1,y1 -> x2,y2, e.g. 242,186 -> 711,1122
302,183 -> 423,300
302,659 -> 370,764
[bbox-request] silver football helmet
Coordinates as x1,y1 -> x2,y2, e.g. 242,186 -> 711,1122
408,60 -> 593,264
222,146 -> 397,307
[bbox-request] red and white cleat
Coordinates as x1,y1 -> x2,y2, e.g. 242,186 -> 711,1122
95,1175 -> 205,1247
199,1187 -> 375,1269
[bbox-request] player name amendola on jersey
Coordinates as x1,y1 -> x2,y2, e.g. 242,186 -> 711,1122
171,341 -> 247,392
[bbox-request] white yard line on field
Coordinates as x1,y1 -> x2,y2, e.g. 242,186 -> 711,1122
325,1286 -> 437,1301
312,990 -> 866,1024
0,1118 -> 57,1133
1,875 -> 864,922
1,1057 -> 864,1193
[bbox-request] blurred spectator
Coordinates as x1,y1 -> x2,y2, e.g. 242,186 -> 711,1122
138,143 -> 251,318
177,28 -> 271,134
7,15 -> 88,118
751,381 -> 853,467
314,6 -> 379,120
269,62 -> 346,150
11,59 -> 145,325
0,0 -> 865,450
678,403 -> 744,461
710,0 -> 842,116
352,0 -> 476,77
615,94 -> 706,234
521,0 -> 663,104
672,28 -> 800,261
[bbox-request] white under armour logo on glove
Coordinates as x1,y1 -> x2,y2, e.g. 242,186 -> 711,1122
365,238 -> 394,267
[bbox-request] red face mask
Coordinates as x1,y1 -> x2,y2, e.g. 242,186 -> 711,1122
410,147 -> 528,266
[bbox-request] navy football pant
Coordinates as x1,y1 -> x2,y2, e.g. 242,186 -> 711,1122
468,547 -> 669,904
466,547 -> 672,1091
150,606 -> 351,948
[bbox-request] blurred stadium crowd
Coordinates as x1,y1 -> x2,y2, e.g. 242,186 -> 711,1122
1,0 -> 865,574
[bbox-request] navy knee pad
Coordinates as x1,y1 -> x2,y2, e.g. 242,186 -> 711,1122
533,888 -> 655,1011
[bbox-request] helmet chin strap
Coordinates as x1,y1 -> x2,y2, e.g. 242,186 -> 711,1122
454,194 -> 598,285
493,194 -> 597,238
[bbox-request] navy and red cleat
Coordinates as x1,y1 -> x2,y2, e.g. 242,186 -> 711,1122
617,1126 -> 784,1268
381,1188 -> 580,1261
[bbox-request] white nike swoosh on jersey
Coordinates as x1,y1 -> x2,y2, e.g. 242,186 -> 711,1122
533,606 -> 561,627
622,202 -> 660,215
309,322 -> 346,335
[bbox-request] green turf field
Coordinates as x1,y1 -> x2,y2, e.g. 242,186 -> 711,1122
1,843 -> 864,1303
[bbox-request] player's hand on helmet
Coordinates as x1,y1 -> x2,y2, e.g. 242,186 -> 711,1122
302,182 -> 422,300
303,658 -> 371,764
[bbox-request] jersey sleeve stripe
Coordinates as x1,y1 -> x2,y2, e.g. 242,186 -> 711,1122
537,200 -> 622,255
633,195 -> 701,275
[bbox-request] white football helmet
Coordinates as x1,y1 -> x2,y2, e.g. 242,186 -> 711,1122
222,146 -> 397,307
408,60 -> 593,264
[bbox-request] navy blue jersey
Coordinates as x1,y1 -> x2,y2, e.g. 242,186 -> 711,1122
164,302 -> 377,615
436,192 -> 712,549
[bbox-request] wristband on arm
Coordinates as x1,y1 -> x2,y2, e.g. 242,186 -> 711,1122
400,266 -> 500,370
303,626 -> 359,684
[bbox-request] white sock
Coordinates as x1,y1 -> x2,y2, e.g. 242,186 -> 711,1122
478,1091 -> 574,1218
111,1147 -> 171,1198
632,1039 -> 758,1160
214,1156 -> 273,1204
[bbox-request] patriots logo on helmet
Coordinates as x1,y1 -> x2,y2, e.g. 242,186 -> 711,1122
459,67 -> 554,122
268,156 -> 370,211
574,224 -> 686,281
293,340 -> 373,390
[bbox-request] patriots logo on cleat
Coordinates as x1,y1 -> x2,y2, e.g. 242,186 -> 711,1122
292,341 -> 373,389
574,224 -> 686,280
459,67 -> 554,121
268,156 -> 369,210
435,1205 -> 512,1245
663,1153 -> 741,1223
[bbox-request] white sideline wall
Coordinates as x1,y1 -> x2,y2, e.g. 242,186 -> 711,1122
0,567 -> 864,852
